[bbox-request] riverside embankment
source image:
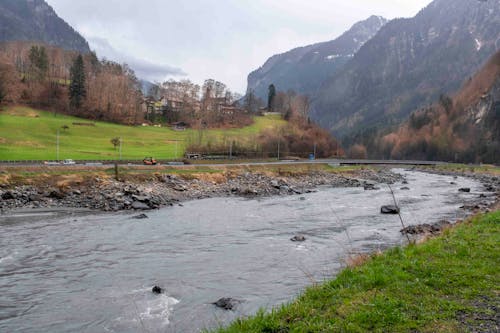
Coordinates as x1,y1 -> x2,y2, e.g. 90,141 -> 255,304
1,164 -> 498,214
0,167 -> 498,332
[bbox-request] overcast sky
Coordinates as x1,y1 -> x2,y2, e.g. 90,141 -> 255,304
45,0 -> 433,93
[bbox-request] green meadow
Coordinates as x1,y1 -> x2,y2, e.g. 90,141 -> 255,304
0,106 -> 286,161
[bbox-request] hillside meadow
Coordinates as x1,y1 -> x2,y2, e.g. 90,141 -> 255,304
0,106 -> 286,161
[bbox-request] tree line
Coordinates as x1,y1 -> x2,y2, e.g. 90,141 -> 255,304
0,41 -> 142,124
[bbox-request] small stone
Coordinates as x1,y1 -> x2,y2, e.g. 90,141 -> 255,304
131,201 -> 150,210
132,213 -> 148,219
381,205 -> 400,214
213,297 -> 240,310
458,188 -> 471,193
152,286 -> 162,294
1,191 -> 16,200
291,235 -> 306,242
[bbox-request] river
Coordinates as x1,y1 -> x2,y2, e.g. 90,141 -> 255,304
0,170 -> 491,332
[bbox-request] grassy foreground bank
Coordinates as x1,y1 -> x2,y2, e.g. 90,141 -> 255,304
214,211 -> 499,333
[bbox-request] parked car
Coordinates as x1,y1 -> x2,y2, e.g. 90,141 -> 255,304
63,159 -> 76,165
143,157 -> 158,165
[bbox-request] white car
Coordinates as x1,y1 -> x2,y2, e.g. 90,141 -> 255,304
63,159 -> 76,165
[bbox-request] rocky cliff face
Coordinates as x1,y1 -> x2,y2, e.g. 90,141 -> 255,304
0,0 -> 90,53
246,15 -> 387,100
312,0 -> 500,139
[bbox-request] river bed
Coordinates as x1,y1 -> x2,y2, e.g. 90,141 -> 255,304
0,169 -> 492,332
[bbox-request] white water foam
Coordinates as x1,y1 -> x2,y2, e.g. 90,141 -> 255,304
127,287 -> 180,327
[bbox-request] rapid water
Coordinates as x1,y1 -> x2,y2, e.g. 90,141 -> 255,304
0,170 -> 490,332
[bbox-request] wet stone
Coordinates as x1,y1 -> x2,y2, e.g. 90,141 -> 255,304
381,205 -> 400,214
213,297 -> 240,310
291,235 -> 306,242
132,213 -> 148,219
152,286 -> 162,294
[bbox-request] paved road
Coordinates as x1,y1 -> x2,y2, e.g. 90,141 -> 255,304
0,159 -> 447,168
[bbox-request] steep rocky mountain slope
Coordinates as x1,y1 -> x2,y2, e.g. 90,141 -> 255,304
246,15 -> 387,100
0,0 -> 90,53
312,0 -> 500,139
376,51 -> 500,163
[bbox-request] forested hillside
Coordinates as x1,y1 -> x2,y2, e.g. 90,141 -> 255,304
373,51 -> 500,163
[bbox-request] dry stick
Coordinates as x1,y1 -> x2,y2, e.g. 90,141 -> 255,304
129,294 -> 149,333
387,184 -> 411,243
297,265 -> 318,285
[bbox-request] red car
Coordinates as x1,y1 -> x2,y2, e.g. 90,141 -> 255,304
143,157 -> 158,165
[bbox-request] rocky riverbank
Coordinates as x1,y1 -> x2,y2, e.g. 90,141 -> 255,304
1,166 -> 498,214
418,167 -> 500,210
0,168 -> 403,212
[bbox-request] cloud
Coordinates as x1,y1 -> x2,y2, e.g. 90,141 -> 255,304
87,36 -> 186,82
47,0 -> 434,92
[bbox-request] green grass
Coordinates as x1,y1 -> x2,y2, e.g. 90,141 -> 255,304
214,211 -> 500,333
425,164 -> 500,175
0,106 -> 286,161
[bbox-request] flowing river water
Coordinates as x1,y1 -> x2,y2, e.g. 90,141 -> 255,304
0,169 -> 492,332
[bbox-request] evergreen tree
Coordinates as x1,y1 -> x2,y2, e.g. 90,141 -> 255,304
268,84 -> 276,111
0,79 -> 5,105
69,54 -> 86,109
28,46 -> 48,81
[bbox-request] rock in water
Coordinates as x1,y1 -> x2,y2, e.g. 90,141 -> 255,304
132,213 -> 148,219
381,205 -> 400,214
458,188 -> 471,193
213,297 -> 240,310
152,286 -> 162,294
364,184 -> 380,191
400,187 -> 410,190
291,235 -> 306,242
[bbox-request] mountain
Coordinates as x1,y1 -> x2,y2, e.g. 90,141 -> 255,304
377,50 -> 500,163
246,15 -> 387,100
312,0 -> 500,140
0,0 -> 90,53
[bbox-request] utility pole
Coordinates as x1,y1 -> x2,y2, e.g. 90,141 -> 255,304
277,140 -> 280,161
56,129 -> 59,161
119,137 -> 122,160
175,141 -> 178,159
229,141 -> 233,159
313,143 -> 317,159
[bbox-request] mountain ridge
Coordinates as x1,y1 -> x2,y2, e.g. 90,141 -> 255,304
0,0 -> 90,53
311,0 -> 500,139
246,15 -> 388,100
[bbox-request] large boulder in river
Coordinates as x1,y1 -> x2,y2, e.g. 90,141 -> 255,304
381,205 -> 400,214
213,297 -> 240,310
152,286 -> 162,294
